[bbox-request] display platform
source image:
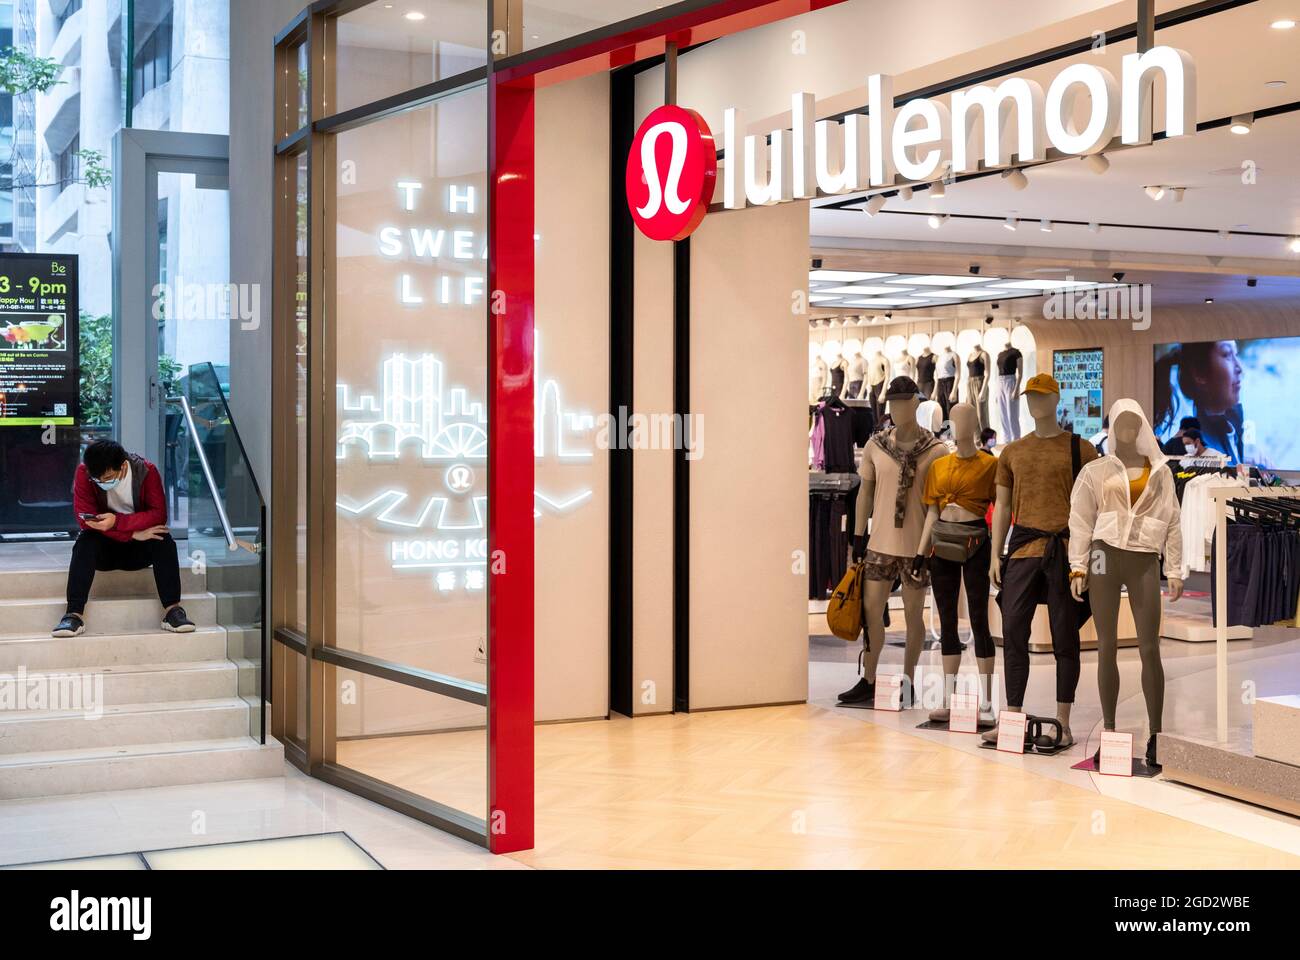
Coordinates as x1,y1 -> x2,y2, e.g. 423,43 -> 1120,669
1159,732 -> 1300,818
1160,612 -> 1254,643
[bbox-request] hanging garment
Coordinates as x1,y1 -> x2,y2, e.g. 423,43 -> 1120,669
818,404 -> 856,473
1067,399 -> 1183,579
996,373 -> 1020,442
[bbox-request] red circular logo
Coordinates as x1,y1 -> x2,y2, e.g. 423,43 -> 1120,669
625,105 -> 717,242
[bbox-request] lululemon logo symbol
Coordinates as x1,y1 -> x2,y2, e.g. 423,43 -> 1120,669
446,464 -> 475,494
626,105 -> 717,242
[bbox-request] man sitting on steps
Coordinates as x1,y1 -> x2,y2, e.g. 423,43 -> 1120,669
52,440 -> 196,638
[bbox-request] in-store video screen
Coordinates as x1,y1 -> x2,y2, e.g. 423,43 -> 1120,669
1154,336 -> 1300,469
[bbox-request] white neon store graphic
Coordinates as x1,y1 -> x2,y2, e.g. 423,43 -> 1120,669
637,121 -> 693,219
380,182 -> 486,306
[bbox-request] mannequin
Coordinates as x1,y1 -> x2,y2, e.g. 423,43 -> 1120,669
916,345 -> 937,403
809,356 -> 829,404
1069,399 -> 1184,768
935,343 -> 959,420
966,343 -> 991,430
984,374 -> 1099,748
838,377 -> 946,706
895,348 -> 917,382
917,403 -> 998,722
827,355 -> 849,399
995,335 -> 1024,442
846,341 -> 869,400
859,349 -> 891,421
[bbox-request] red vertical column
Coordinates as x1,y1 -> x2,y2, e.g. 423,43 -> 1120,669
487,73 -> 535,855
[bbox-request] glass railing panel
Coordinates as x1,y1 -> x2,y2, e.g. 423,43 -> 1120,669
182,362 -> 266,742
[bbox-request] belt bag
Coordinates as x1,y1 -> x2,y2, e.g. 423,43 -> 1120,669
931,520 -> 988,563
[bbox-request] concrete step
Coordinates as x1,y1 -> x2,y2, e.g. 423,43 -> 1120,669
0,566 -> 206,601
0,594 -> 216,637
0,660 -> 238,707
0,697 -> 250,754
0,736 -> 285,801
1254,695 -> 1300,767
0,626 -> 228,671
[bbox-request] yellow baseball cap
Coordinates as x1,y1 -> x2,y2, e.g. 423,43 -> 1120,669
1021,373 -> 1060,396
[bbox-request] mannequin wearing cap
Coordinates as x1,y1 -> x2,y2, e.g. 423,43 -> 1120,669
916,403 -> 998,722
858,349 -> 891,421
966,344 -> 991,430
1069,400 -> 1184,769
984,374 -> 1100,748
838,377 -> 946,706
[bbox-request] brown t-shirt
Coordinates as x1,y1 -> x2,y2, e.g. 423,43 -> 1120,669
995,432 -> 1099,559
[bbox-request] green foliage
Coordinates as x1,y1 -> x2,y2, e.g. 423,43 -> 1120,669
0,47 -> 63,95
79,311 -> 113,428
76,149 -> 111,190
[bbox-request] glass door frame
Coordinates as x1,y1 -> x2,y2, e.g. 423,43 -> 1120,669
111,128 -> 231,472
270,0 -> 830,856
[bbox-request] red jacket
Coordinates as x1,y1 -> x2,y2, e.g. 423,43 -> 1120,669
72,454 -> 168,543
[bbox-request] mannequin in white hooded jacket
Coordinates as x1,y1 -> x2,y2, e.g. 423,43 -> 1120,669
1068,399 -> 1183,769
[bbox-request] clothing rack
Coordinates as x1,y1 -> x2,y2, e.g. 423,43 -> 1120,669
1208,484 -> 1300,742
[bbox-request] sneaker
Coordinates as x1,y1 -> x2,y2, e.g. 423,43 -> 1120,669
928,708 -> 951,724
52,613 -> 85,638
838,678 -> 875,704
162,607 -> 196,633
981,724 -> 1001,744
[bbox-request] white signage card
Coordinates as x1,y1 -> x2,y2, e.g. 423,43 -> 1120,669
874,674 -> 904,712
996,711 -> 1028,753
1099,731 -> 1135,776
949,694 -> 979,734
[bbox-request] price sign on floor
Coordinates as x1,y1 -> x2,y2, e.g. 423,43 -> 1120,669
1099,731 -> 1134,776
996,711 -> 1028,753
874,675 -> 904,712
949,694 -> 978,733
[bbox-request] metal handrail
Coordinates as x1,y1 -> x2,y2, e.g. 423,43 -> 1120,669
166,394 -> 239,551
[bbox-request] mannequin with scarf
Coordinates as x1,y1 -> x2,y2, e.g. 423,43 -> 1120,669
838,377 -> 946,706
916,403 -> 997,722
984,374 -> 1099,748
1069,400 -> 1184,769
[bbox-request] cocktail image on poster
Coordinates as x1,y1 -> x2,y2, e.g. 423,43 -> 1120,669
0,254 -> 80,538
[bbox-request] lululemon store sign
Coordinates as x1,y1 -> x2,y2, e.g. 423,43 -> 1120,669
626,46 -> 1196,240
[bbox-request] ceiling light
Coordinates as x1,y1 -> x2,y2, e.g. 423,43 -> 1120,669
888,275 -> 995,286
1204,298 -> 1215,304
817,285 -> 909,295
1084,153 -> 1109,174
1247,277 -> 1258,288
808,294 -> 842,303
1040,219 -> 1053,232
1172,187 -> 1186,203
1290,237 -> 1300,253
864,194 -> 887,216
930,179 -> 946,199
1002,168 -> 1028,191
1144,185 -> 1166,201
844,298 -> 929,306
1003,216 -> 1017,231
927,214 -> 947,229
1270,19 -> 1297,29
809,271 -> 896,282
1088,222 -> 1101,234
1266,80 -> 1288,89
899,186 -> 914,200
1230,114 -> 1253,135
994,279 -> 1101,291
1112,272 -> 1125,283
404,10 -> 426,20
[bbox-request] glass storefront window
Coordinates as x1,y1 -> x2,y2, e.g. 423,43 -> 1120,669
519,0 -> 673,51
328,1 -> 487,116
331,86 -> 488,686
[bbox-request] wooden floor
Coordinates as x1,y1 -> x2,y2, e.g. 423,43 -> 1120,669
339,705 -> 1300,869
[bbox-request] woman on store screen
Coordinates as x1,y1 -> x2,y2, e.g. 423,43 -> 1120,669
1154,340 -> 1262,466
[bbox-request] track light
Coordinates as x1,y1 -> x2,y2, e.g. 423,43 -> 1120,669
1205,298 -> 1215,305
1144,185 -> 1166,201
927,214 -> 948,229
1173,187 -> 1186,203
1247,277 -> 1258,288
930,179 -> 946,199
1003,216 -> 1017,231
1084,153 -> 1110,174
969,265 -> 981,275
1002,168 -> 1028,191
1273,18 -> 1297,29
1219,229 -> 1232,239
1088,222 -> 1101,234
1290,237 -> 1300,253
899,186 -> 914,201
1230,114 -> 1253,135
1040,219 -> 1053,232
1112,272 -> 1125,283
864,194 -> 887,216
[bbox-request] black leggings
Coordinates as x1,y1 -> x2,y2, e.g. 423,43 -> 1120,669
929,525 -> 994,658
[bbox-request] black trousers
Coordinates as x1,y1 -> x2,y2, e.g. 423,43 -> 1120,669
66,530 -> 182,615
999,555 -> 1081,706
936,377 -> 955,420
930,531 -> 994,658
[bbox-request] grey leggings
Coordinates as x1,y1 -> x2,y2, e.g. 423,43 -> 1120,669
1088,541 -> 1164,733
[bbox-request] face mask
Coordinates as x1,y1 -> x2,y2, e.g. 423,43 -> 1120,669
1184,443 -> 1196,455
94,473 -> 123,491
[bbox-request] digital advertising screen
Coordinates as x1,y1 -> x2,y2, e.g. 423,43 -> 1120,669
1052,347 -> 1104,438
1153,336 -> 1300,469
0,254 -> 80,537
